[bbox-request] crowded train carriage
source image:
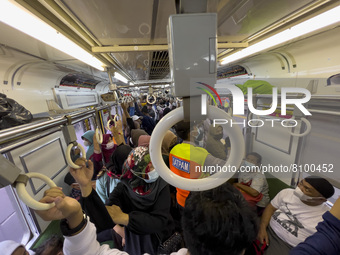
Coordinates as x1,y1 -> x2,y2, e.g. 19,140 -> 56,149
0,0 -> 340,254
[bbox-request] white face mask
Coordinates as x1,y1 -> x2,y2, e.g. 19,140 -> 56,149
84,141 -> 91,147
144,169 -> 159,183
131,169 -> 159,183
243,160 -> 255,168
294,187 -> 324,202
106,141 -> 115,150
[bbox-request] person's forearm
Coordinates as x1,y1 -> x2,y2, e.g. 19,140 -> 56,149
80,183 -> 93,197
236,183 -> 260,197
260,204 -> 276,230
66,207 -> 84,229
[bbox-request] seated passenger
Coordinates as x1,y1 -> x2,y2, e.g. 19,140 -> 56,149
170,121 -> 225,209
233,152 -> 270,214
257,176 -> 334,254
205,124 -> 227,160
105,146 -> 174,255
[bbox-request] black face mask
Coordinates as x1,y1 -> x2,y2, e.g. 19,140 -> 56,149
215,133 -> 223,140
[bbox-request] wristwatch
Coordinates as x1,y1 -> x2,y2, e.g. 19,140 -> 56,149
60,211 -> 87,236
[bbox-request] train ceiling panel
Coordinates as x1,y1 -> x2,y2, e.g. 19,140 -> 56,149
61,0 -> 155,45
1,0 -> 337,85
217,0 -> 316,42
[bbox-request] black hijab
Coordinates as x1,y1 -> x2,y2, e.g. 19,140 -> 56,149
106,144 -> 132,176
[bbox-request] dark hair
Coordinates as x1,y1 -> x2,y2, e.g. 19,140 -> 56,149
247,152 -> 262,164
174,121 -> 191,140
163,107 -> 171,116
34,235 -> 63,255
182,182 -> 258,255
141,105 -> 148,114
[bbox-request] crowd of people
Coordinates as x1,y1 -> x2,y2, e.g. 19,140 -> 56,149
1,96 -> 340,255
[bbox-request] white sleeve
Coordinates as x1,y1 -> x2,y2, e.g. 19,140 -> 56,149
270,189 -> 288,209
63,218 -> 128,255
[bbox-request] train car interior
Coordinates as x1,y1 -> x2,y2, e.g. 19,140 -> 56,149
0,0 -> 340,253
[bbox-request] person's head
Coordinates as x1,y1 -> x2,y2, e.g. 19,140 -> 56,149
106,145 -> 133,177
81,130 -> 95,147
161,130 -> 178,155
141,105 -> 149,115
100,134 -> 115,162
174,121 -> 200,141
295,176 -> 334,206
34,235 -> 64,255
132,115 -> 142,127
138,135 -> 151,147
121,146 -> 159,192
182,182 -> 258,255
131,129 -> 148,147
162,107 -> 171,117
208,125 -> 223,140
245,152 -> 262,167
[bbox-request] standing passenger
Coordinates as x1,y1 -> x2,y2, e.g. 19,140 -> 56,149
81,130 -> 95,160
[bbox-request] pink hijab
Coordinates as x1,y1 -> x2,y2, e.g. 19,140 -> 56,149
138,135 -> 151,147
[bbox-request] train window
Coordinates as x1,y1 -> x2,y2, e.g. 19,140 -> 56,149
0,185 -> 32,245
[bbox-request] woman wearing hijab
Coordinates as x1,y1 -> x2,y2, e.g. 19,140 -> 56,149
205,124 -> 227,160
130,129 -> 148,147
137,135 -> 151,147
96,145 -> 132,204
105,146 -> 175,255
81,130 -> 95,160
91,133 -> 116,178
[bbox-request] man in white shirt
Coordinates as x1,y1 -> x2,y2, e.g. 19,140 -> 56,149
257,176 -> 334,255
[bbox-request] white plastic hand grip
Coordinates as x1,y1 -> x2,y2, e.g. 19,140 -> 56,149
66,143 -> 86,169
150,106 -> 245,191
16,172 -> 57,210
147,95 -> 156,104
95,127 -> 103,144
288,117 -> 311,137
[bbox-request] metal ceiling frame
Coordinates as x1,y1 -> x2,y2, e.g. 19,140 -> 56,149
92,43 -> 249,53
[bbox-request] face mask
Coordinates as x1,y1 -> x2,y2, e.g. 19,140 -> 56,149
144,169 -> 159,183
106,141 -> 115,150
294,187 -> 324,202
131,169 -> 159,183
243,160 -> 255,167
84,141 -> 91,147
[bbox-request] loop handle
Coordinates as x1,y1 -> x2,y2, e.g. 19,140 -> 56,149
16,173 -> 57,210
